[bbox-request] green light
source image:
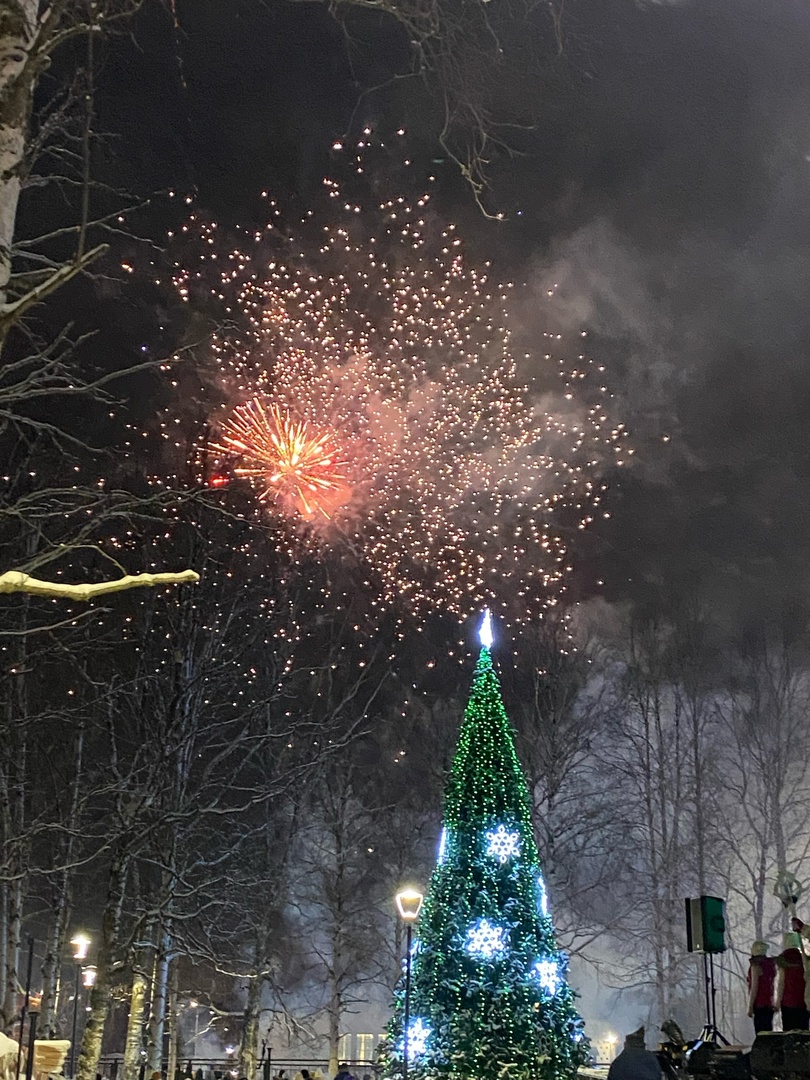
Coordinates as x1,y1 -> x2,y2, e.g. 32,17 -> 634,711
385,642 -> 589,1080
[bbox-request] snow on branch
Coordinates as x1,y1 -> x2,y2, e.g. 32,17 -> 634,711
0,569 -> 199,600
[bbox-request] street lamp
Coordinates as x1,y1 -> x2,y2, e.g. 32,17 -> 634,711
71,934 -> 90,962
187,1000 -> 201,1059
82,969 -> 97,1025
69,935 -> 91,1079
395,889 -> 424,1080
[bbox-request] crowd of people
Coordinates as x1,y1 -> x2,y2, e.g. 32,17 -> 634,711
271,1065 -> 374,1080
141,1060 -> 374,1080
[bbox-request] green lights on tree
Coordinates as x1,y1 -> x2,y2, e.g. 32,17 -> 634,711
386,619 -> 588,1080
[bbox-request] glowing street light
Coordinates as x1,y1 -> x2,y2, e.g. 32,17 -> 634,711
69,934 -> 92,1078
395,889 -> 424,1080
70,934 -> 90,962
187,999 -> 203,1058
82,967 -> 97,989
395,890 -> 424,923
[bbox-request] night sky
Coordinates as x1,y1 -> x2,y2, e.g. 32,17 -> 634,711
62,0 -> 810,629
8,0 -> 810,1047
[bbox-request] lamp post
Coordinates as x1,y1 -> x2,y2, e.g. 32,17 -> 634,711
69,934 -> 91,1080
188,1000 -> 200,1059
81,966 -> 97,1053
395,889 -> 424,1080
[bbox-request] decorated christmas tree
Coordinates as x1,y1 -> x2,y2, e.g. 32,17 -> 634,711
387,613 -> 589,1080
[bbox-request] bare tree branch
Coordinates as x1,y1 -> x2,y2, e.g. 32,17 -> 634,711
0,568 -> 199,599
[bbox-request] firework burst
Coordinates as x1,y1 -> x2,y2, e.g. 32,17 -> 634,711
171,133 -> 630,623
214,399 -> 350,519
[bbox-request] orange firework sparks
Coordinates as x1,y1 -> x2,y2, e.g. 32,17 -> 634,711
171,131 -> 632,623
214,399 -> 350,519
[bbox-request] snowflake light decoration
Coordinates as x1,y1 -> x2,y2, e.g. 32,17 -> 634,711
533,958 -> 561,995
400,1017 -> 431,1058
486,824 -> 521,864
466,918 -> 508,959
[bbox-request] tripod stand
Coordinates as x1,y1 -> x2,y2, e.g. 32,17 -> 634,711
699,952 -> 729,1045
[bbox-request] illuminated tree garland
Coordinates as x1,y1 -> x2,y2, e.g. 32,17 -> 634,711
385,618 -> 588,1080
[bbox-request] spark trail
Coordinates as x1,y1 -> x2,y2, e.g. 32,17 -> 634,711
214,399 -> 349,519
171,133 -> 630,623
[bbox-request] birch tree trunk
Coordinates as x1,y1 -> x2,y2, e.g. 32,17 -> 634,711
146,921 -> 172,1073
327,994 -> 341,1079
40,914 -> 65,1038
40,723 -> 85,1035
1,877 -> 22,1033
0,888 -> 6,1034
0,602 -> 30,1032
690,695 -> 708,894
76,851 -> 130,1080
0,0 -> 39,309
327,807 -> 345,1079
165,962 -> 178,1080
240,970 -> 263,1080
641,696 -> 669,1023
123,932 -> 152,1080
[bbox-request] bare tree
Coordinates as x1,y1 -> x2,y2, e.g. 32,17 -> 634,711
122,919 -> 152,1080
0,0 -> 200,603
601,616 -> 695,1024
0,0 -> 147,316
718,623 -> 810,943
504,617 -> 616,952
321,0 -> 567,208
293,769 -> 390,1074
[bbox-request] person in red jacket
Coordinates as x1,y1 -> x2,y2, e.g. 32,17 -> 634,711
776,932 -> 809,1030
747,940 -> 776,1032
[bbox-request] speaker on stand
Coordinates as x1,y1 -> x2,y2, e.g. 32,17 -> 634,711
686,896 -> 729,1047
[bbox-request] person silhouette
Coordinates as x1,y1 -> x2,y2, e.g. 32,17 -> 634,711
748,940 -> 776,1032
607,1027 -> 662,1080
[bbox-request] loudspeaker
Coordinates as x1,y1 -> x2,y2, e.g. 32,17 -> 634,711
751,1032 -> 810,1079
685,895 -> 726,954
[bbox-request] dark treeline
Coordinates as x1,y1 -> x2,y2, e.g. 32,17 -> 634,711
4,499 -> 810,1057
5,0 -> 810,1067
